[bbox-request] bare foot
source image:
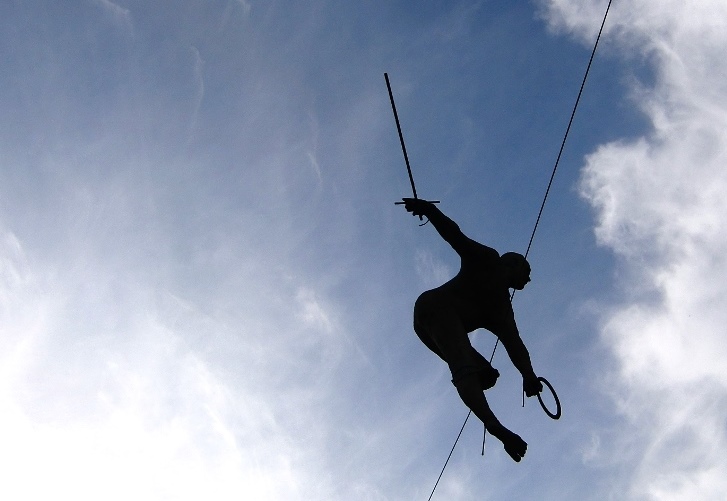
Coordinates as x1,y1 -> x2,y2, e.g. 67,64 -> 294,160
486,423 -> 528,462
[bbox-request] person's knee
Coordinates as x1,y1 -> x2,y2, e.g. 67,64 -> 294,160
451,365 -> 499,391
479,365 -> 500,391
451,366 -> 480,387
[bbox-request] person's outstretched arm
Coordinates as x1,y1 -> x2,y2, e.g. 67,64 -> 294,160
497,310 -> 542,397
402,198 -> 474,255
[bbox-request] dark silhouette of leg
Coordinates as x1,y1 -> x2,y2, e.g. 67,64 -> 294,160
454,373 -> 527,462
413,293 -> 526,461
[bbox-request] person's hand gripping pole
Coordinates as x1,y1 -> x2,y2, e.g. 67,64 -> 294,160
385,73 -> 439,225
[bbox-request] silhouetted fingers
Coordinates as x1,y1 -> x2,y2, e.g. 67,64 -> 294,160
524,377 -> 544,397
525,386 -> 543,397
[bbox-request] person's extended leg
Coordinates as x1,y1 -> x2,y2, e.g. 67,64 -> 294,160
454,373 -> 528,462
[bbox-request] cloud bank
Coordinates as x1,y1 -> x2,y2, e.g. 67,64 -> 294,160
546,1 -> 727,499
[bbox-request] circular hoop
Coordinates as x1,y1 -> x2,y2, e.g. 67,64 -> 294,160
536,377 -> 561,420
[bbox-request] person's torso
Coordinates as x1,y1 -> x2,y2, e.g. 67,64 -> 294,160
435,243 -> 512,333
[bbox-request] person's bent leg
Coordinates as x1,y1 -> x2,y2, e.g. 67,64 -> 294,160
454,373 -> 528,462
471,348 -> 499,390
417,299 -> 527,462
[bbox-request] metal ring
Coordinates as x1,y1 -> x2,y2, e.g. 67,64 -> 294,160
536,376 -> 561,420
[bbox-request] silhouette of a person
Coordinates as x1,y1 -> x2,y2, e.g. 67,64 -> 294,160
402,198 -> 543,462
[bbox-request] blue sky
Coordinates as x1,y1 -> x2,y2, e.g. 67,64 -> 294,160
1,1 -> 726,499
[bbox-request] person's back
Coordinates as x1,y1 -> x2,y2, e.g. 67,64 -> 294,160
437,240 -> 512,334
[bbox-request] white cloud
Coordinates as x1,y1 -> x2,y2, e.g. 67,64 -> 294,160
187,46 -> 205,140
0,246 -> 342,500
235,0 -> 252,16
415,248 -> 453,289
545,0 -> 727,499
93,0 -> 134,35
296,287 -> 334,333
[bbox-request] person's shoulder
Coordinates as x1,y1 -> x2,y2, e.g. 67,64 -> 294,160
470,241 -> 500,261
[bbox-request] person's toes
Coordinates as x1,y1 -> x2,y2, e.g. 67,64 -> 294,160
503,433 -> 527,462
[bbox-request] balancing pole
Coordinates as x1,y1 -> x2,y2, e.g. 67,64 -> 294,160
385,73 -> 439,224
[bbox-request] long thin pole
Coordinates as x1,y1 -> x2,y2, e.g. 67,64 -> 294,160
385,73 -> 419,201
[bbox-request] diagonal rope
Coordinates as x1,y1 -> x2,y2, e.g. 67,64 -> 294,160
522,0 -> 614,262
426,410 -> 471,501
426,1 -> 613,499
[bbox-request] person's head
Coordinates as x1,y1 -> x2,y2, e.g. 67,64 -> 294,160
500,252 -> 531,290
